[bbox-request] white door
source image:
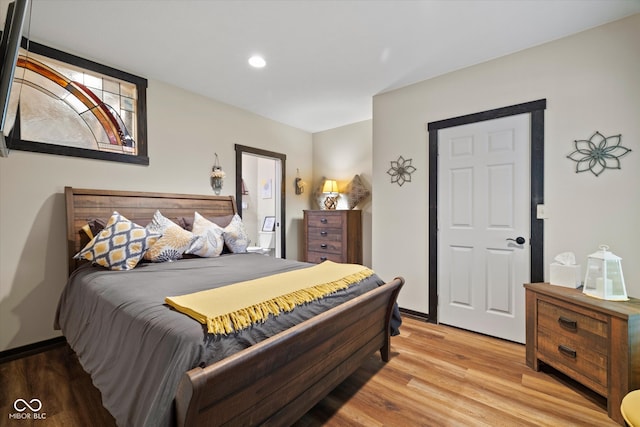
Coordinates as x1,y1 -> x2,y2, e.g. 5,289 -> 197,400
438,114 -> 530,343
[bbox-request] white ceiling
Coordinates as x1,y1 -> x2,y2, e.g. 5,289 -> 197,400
16,1 -> 640,133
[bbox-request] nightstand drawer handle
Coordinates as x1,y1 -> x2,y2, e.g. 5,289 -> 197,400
320,231 -> 328,236
320,243 -> 327,249
320,257 -> 327,262
320,218 -> 328,224
558,345 -> 577,359
558,316 -> 577,331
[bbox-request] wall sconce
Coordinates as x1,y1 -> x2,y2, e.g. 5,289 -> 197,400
210,153 -> 225,195
322,179 -> 339,210
294,168 -> 306,195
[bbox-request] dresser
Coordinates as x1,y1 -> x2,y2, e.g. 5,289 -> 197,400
524,283 -> 640,424
303,210 -> 362,264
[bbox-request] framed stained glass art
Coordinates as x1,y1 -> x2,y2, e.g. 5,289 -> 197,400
5,40 -> 148,164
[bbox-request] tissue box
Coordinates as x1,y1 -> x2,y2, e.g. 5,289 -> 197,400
550,263 -> 582,288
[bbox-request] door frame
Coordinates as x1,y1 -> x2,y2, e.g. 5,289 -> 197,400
235,144 -> 286,259
427,99 -> 546,323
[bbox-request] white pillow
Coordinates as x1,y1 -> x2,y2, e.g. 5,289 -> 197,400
185,212 -> 225,257
223,214 -> 249,253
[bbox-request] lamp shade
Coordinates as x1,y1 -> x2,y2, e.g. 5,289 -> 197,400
322,179 -> 338,193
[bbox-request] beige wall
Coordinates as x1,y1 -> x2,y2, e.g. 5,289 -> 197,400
0,79 -> 312,351
373,14 -> 640,313
312,120 -> 373,267
3,13 -> 638,352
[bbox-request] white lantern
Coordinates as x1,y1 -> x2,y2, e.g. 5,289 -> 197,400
583,245 -> 628,301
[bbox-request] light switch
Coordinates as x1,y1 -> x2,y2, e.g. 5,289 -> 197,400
536,204 -> 548,219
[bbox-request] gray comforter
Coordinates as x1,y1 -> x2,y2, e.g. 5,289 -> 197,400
54,254 -> 395,427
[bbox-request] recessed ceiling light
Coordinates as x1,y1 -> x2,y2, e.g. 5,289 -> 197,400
248,55 -> 266,68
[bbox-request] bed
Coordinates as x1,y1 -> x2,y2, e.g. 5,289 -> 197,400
57,187 -> 404,427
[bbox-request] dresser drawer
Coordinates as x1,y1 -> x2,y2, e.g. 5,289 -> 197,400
306,238 -> 342,254
306,213 -> 343,228
306,251 -> 343,264
307,226 -> 342,242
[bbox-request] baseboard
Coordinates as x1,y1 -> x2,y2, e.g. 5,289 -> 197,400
399,307 -> 432,323
0,336 -> 66,364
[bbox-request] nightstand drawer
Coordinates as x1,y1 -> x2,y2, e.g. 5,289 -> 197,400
306,214 -> 343,228
307,226 -> 342,242
537,328 -> 608,390
537,299 -> 608,390
537,300 -> 608,346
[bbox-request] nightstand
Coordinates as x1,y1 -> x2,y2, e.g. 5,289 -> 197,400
524,282 -> 640,424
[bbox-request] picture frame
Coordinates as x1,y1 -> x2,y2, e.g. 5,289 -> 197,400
5,39 -> 149,165
261,178 -> 272,199
262,216 -> 276,232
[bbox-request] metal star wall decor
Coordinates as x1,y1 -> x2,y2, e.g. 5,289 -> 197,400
567,131 -> 631,177
387,155 -> 416,186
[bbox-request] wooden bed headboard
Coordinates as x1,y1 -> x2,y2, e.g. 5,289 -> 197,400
65,187 -> 238,275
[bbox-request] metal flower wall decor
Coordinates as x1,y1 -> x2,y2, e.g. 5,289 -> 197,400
567,131 -> 631,177
387,155 -> 416,186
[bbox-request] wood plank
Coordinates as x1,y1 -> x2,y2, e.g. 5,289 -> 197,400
0,319 -> 618,426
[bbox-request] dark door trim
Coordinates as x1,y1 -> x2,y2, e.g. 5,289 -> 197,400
426,99 -> 546,322
235,144 -> 286,259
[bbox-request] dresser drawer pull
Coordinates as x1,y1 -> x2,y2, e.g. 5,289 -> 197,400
558,345 -> 577,359
320,218 -> 328,224
320,231 -> 328,236
558,316 -> 577,331
320,243 -> 327,249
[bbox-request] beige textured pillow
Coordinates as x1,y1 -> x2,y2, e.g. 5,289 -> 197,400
344,174 -> 370,209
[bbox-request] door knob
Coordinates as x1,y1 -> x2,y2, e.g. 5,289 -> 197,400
507,237 -> 526,245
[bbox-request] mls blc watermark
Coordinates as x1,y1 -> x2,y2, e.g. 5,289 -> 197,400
8,398 -> 46,420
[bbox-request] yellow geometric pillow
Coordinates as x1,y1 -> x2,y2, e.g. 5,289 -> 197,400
74,212 -> 160,271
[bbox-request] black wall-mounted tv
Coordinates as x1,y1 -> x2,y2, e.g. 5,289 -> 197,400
0,0 -> 29,157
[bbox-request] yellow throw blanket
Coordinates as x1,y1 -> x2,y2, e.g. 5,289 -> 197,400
165,261 -> 374,335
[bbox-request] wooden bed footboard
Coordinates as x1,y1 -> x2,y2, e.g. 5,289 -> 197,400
175,277 -> 404,427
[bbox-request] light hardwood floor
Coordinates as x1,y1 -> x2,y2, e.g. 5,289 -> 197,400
0,317 -> 617,426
